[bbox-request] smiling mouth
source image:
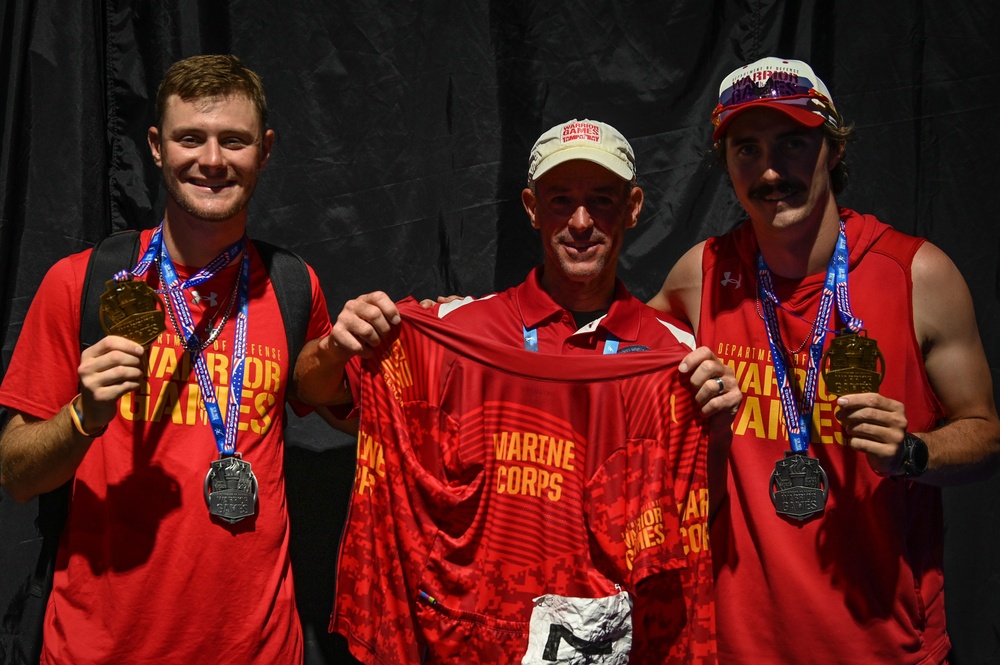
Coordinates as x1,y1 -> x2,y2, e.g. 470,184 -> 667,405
189,180 -> 234,191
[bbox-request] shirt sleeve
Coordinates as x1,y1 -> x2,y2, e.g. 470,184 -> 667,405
0,252 -> 90,420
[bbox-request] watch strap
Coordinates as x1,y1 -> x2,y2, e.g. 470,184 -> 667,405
900,432 -> 929,477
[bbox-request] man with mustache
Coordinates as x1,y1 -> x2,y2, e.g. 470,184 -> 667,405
648,57 -> 1000,663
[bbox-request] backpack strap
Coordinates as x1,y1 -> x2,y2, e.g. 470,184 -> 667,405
23,231 -> 144,643
251,239 -> 312,367
80,230 -> 142,349
40,230 -> 142,566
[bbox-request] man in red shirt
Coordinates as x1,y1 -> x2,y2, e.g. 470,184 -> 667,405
0,55 -> 332,665
648,56 -> 1000,664
296,119 -> 736,664
296,118 -> 737,410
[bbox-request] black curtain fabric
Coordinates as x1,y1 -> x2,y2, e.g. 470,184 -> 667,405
1,1 -> 999,663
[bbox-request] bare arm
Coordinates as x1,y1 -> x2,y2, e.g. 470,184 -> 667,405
649,241 -> 740,517
314,405 -> 361,436
648,242 -> 742,415
647,241 -> 706,334
837,242 -> 1000,484
0,336 -> 145,502
293,291 -> 400,407
1,410 -> 96,502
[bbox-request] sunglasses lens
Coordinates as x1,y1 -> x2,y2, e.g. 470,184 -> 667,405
720,76 -> 816,108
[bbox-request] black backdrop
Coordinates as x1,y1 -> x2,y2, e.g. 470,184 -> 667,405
2,1 -> 999,663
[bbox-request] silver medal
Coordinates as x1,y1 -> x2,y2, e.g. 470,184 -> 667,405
769,451 -> 829,521
204,454 -> 258,523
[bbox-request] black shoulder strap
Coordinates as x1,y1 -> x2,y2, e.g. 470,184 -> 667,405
80,230 -> 142,349
32,230 -> 143,594
252,239 -> 312,367
10,231 -> 143,659
39,230 -> 141,565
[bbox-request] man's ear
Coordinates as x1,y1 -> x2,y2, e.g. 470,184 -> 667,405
522,187 -> 539,229
259,128 -> 275,168
148,126 -> 163,168
627,186 -> 644,229
828,139 -> 846,171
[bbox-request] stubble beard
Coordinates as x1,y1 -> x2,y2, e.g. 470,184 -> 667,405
164,175 -> 258,223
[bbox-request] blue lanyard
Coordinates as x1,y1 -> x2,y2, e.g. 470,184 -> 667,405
757,220 -> 863,452
522,325 -> 619,354
117,224 -> 243,290
129,224 -> 251,457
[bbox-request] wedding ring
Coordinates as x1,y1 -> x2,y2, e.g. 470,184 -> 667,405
714,377 -> 725,394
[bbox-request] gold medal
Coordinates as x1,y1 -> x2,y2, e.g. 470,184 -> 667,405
820,329 -> 885,396
99,278 -> 167,346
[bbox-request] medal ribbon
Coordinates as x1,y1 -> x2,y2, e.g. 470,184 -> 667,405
113,225 -> 161,283
757,220 -> 862,452
119,224 -> 244,291
126,224 -> 251,458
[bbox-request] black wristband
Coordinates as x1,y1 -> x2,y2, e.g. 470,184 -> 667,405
900,432 -> 929,478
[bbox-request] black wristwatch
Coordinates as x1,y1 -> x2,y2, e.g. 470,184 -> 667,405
900,433 -> 929,478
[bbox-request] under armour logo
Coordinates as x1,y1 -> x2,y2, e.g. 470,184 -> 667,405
191,290 -> 219,307
720,272 -> 742,288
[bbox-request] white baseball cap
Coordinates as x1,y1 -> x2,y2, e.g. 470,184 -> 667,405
711,57 -> 841,140
527,119 -> 636,184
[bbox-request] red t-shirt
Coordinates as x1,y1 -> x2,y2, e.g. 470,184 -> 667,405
333,298 -> 715,664
0,229 -> 333,665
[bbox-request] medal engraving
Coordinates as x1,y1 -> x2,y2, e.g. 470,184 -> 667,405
99,279 -> 166,346
770,451 -> 828,520
203,454 -> 258,523
821,330 -> 885,396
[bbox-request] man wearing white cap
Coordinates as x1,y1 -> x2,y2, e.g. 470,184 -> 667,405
294,119 -> 730,663
298,117 -> 738,415
301,119 -> 737,403
649,57 -> 1000,663
425,119 -> 718,361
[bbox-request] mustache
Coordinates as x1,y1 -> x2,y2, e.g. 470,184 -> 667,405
750,181 -> 803,199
